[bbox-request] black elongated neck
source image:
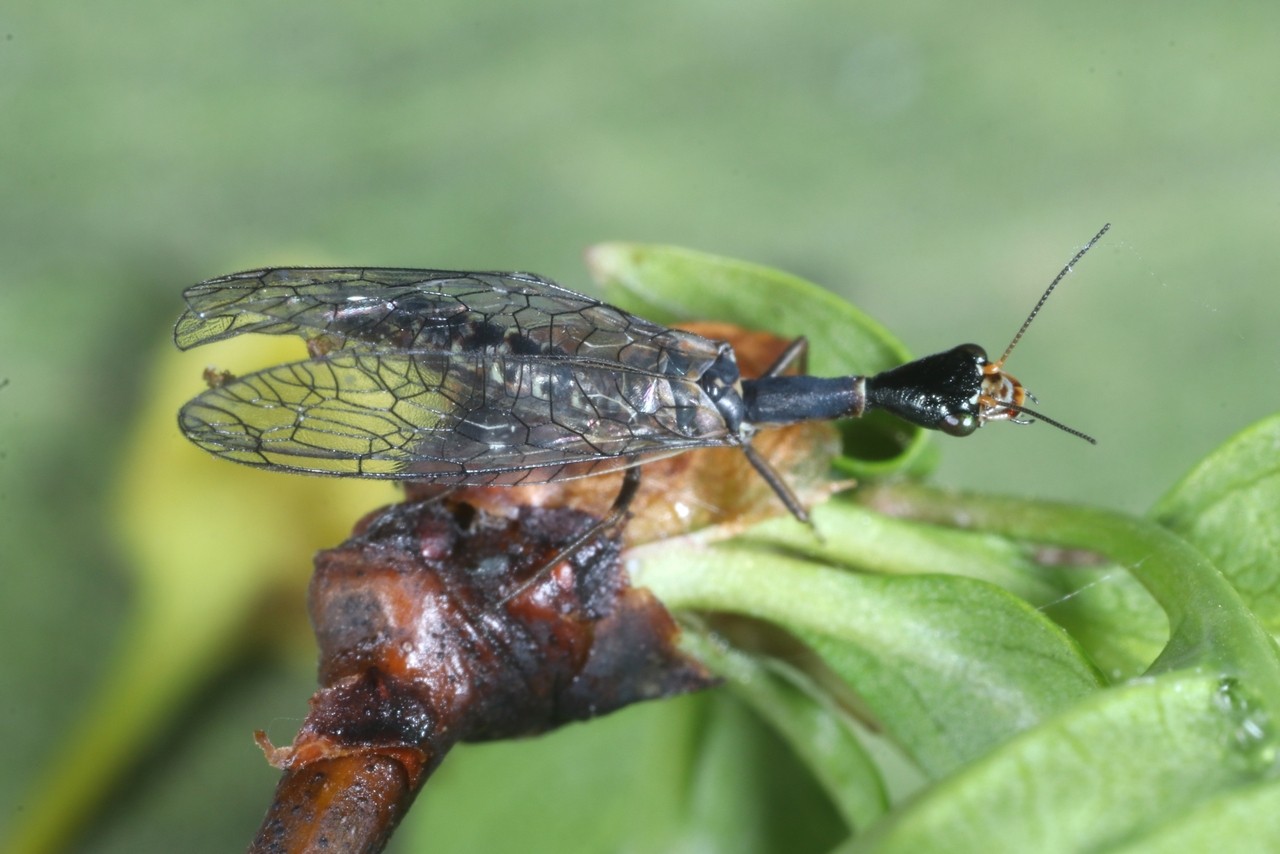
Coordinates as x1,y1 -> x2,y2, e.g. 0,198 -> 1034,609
741,375 -> 867,426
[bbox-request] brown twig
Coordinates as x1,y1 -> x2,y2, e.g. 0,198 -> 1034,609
248,498 -> 716,853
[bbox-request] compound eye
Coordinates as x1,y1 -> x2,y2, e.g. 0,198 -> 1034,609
939,412 -> 979,437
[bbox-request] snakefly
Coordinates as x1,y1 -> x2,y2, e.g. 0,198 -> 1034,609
175,225 -> 1105,524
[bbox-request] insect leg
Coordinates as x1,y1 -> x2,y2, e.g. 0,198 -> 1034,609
497,465 -> 642,606
603,464 -> 643,524
741,443 -> 810,524
760,337 -> 809,378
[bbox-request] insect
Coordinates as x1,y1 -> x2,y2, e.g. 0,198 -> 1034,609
175,225 -> 1105,522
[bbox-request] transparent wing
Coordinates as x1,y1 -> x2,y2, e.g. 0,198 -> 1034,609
175,267 -> 723,382
178,350 -> 735,484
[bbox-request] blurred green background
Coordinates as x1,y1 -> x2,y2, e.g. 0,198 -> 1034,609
2,1 -> 1278,851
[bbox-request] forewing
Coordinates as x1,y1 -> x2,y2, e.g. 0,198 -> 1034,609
175,268 -> 723,384
178,350 -> 734,484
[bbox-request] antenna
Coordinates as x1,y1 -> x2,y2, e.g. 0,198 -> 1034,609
1001,402 -> 1098,445
995,223 -> 1110,367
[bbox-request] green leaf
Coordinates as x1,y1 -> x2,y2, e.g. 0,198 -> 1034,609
855,484 -> 1280,707
634,537 -> 1102,779
1028,563 -> 1168,683
1109,776 -> 1280,854
680,691 -> 848,854
844,674 -> 1277,854
403,698 -> 700,854
585,242 -> 931,478
401,692 -> 846,854
740,499 -> 1167,681
680,630 -> 889,831
1151,413 -> 1280,633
